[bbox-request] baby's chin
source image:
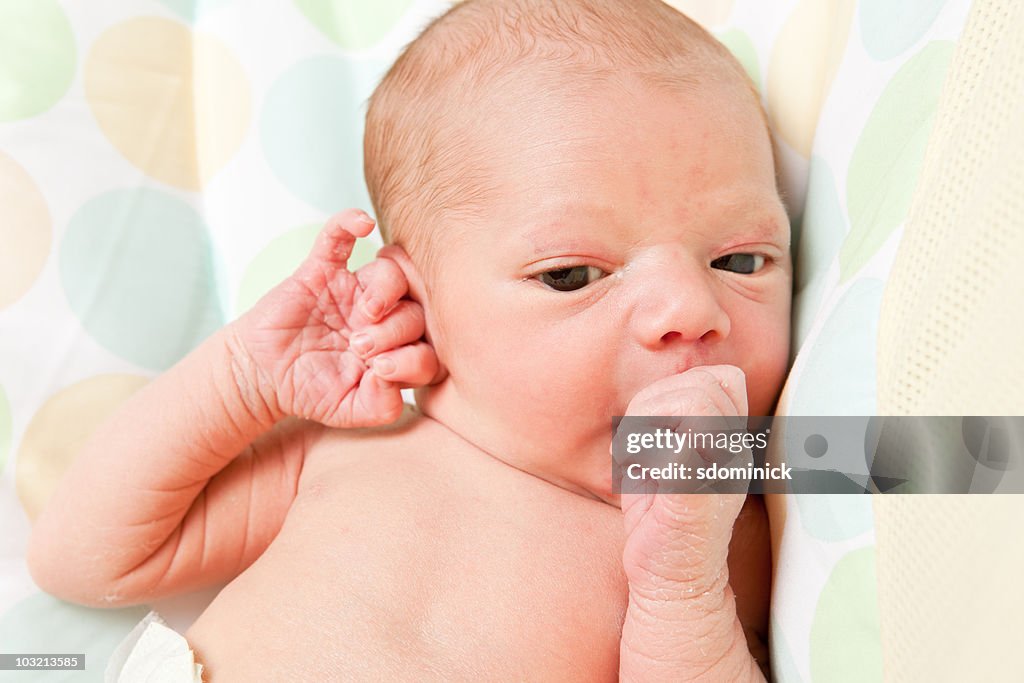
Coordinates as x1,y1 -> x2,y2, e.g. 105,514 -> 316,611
594,488 -> 623,509
572,462 -> 622,508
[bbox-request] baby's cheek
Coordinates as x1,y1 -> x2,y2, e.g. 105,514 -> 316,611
726,304 -> 787,413
749,336 -> 791,414
508,342 -> 609,412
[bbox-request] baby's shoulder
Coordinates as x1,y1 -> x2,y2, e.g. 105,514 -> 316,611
308,403 -> 438,451
299,404 -> 459,481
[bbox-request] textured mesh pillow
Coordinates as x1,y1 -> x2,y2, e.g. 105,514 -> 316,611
874,0 -> 1024,680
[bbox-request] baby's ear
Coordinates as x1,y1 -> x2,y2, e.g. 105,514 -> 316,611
376,244 -> 448,386
376,244 -> 426,305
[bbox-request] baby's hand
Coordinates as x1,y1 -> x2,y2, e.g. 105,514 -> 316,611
617,365 -> 764,682
229,209 -> 438,428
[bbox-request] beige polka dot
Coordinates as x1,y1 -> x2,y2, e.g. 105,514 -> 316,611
662,0 -> 736,29
85,18 -> 250,190
16,374 -> 148,520
767,0 -> 857,158
0,152 -> 51,309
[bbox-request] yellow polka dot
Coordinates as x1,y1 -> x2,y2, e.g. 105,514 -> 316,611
661,0 -> 736,29
16,374 -> 149,520
85,18 -> 250,190
767,0 -> 856,158
0,152 -> 51,309
194,34 -> 251,182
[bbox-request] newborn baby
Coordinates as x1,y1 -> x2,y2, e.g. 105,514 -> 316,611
28,0 -> 790,680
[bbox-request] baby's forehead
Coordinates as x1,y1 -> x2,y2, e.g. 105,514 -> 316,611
371,0 -> 774,265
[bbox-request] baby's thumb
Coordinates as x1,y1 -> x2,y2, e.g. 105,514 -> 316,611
692,364 -> 748,416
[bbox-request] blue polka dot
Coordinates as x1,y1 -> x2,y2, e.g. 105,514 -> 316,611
789,279 -> 885,416
261,57 -> 382,213
860,0 -> 948,61
794,156 -> 846,347
156,0 -> 234,22
0,592 -> 149,682
60,189 -> 226,371
770,615 -> 807,683
796,495 -> 874,541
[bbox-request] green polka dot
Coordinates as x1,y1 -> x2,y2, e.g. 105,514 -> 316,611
0,0 -> 76,121
860,0 -> 948,61
717,29 -> 760,89
60,189 -> 226,371
810,548 -> 883,683
0,592 -> 149,682
294,0 -> 414,50
261,57 -> 377,213
156,0 -> 233,22
0,384 -> 10,476
841,41 -> 953,283
794,156 -> 845,346
790,279 -> 885,416
236,223 -> 379,316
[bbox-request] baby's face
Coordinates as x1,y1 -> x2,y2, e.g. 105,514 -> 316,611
416,74 -> 791,502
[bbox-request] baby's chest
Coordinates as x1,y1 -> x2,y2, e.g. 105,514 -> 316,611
282,466 -> 627,668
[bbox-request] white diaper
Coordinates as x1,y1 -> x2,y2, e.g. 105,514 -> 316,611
105,611 -> 205,683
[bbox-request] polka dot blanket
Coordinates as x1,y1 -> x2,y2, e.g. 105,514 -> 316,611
0,1 -> 971,680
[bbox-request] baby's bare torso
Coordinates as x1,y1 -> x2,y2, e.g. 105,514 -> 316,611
185,413 -> 629,681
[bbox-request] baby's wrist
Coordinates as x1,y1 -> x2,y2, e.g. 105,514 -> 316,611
219,323 -> 286,430
620,581 -> 765,682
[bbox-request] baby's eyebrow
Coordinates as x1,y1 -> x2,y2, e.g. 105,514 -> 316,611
518,200 -> 790,253
734,214 -> 790,243
524,231 -> 603,256
520,203 -> 623,253
706,193 -> 789,241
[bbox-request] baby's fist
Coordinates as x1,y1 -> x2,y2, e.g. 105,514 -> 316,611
623,364 -> 747,419
618,365 -> 750,596
616,365 -> 759,680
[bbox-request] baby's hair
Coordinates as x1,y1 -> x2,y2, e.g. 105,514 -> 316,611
364,0 -> 771,277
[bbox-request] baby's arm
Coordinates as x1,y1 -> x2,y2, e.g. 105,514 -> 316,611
27,209 -> 435,607
28,326 -> 305,606
617,366 -> 768,682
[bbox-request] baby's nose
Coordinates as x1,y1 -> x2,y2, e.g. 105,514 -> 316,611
629,257 -> 731,349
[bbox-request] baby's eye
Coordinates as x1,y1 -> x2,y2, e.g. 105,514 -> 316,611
710,253 -> 766,274
536,265 -> 607,292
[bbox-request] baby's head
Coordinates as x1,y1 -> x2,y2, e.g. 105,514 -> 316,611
365,0 -> 791,501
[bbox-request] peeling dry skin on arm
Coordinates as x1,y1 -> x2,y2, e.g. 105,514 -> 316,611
619,493 -> 771,682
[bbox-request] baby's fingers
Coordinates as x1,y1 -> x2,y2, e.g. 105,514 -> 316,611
370,342 -> 440,387
306,209 -> 376,270
350,370 -> 405,427
354,256 -> 408,324
348,301 -> 425,359
693,365 -> 748,416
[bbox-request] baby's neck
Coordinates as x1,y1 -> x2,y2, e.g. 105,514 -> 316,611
413,383 -> 617,506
